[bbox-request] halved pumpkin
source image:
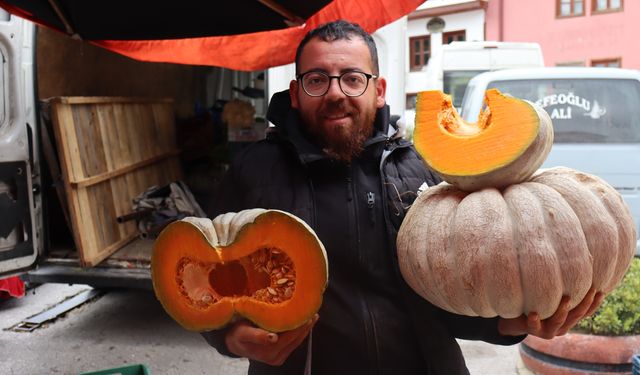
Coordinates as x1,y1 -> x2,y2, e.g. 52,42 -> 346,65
414,89 -> 553,191
151,209 -> 328,332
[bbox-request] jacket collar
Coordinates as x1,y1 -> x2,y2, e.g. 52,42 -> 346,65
266,90 -> 396,164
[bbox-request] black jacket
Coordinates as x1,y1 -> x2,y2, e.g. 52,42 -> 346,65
203,91 -> 524,375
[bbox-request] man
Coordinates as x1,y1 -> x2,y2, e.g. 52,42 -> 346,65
203,20 -> 602,374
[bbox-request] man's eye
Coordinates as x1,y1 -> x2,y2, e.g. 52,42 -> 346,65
344,74 -> 365,84
305,74 -> 327,86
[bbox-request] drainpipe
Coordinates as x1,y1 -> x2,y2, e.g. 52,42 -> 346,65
499,0 -> 504,41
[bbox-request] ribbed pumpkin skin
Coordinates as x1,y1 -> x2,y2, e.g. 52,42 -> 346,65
397,167 -> 636,319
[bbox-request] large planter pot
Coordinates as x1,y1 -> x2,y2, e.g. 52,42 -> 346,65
520,333 -> 640,374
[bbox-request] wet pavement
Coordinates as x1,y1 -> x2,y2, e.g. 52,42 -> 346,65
0,283 -> 525,374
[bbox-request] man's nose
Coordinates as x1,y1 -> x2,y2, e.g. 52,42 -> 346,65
325,77 -> 345,99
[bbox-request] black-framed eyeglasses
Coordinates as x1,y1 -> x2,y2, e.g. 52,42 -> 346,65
296,70 -> 378,97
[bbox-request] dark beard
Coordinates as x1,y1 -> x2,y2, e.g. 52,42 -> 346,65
318,124 -> 372,162
307,109 -> 375,163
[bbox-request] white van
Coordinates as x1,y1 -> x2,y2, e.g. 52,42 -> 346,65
405,41 -> 544,137
460,67 -> 640,255
0,15 -> 266,287
425,41 -> 544,109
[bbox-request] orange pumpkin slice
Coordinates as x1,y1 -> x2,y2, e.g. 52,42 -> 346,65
414,89 -> 553,191
152,209 -> 328,332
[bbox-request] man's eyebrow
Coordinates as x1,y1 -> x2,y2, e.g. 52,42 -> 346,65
340,67 -> 366,74
299,67 -> 368,75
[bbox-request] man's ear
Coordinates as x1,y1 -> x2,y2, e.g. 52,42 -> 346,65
375,77 -> 387,109
289,80 -> 300,109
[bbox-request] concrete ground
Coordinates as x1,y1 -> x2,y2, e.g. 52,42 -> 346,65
1,283 -> 527,374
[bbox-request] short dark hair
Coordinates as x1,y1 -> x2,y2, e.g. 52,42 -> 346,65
295,20 -> 379,75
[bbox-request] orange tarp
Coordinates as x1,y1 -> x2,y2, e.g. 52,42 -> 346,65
93,0 -> 425,70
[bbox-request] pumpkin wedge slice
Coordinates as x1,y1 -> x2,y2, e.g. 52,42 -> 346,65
414,89 -> 553,191
152,209 -> 328,332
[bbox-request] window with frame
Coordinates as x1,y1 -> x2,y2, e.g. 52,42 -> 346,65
556,61 -> 586,67
406,93 -> 418,110
593,0 -> 622,12
410,35 -> 430,71
443,30 -> 466,45
591,58 -> 621,68
557,0 -> 585,17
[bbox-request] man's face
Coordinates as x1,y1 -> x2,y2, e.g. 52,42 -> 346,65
290,37 -> 387,162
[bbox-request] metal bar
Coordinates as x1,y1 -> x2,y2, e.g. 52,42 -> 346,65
116,208 -> 154,224
24,264 -> 152,291
257,0 -> 305,26
47,0 -> 77,37
13,289 -> 104,332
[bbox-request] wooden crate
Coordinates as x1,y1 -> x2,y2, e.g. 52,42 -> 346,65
49,97 -> 182,267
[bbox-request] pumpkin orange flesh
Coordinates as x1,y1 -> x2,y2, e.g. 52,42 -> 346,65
414,89 -> 540,177
152,210 -> 328,333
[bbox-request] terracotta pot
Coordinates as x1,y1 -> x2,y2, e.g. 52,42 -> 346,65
520,333 -> 640,375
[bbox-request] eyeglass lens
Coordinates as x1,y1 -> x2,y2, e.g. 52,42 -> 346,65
302,72 -> 370,96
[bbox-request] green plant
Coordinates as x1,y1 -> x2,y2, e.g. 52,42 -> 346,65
574,257 -> 640,336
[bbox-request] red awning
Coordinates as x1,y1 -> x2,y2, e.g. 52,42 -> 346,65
0,0 -> 426,70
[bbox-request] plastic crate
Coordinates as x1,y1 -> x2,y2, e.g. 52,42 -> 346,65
632,354 -> 639,375
80,364 -> 150,375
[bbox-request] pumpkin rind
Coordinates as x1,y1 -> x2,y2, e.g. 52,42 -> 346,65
413,89 -> 553,192
152,209 -> 328,332
397,167 -> 637,319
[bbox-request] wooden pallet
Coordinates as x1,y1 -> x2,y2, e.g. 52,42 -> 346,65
49,97 -> 182,267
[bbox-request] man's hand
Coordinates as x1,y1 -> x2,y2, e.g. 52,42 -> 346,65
497,287 -> 604,339
225,314 -> 319,366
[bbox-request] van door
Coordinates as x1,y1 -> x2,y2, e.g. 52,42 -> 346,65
0,13 -> 41,277
485,77 -> 640,254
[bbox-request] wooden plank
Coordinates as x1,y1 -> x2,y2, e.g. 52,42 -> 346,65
49,97 -> 181,268
73,104 -> 108,178
50,102 -> 89,257
110,174 -> 136,239
82,232 -> 139,267
69,150 -> 180,188
50,97 -> 173,105
52,104 -> 84,182
70,185 -> 98,263
96,104 -> 117,172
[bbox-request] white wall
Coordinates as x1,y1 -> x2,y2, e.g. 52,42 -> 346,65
406,9 -> 486,95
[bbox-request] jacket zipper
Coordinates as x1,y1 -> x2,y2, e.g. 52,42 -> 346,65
379,141 -> 414,283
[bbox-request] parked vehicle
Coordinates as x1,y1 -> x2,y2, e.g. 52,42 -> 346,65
424,41 -> 544,109
460,67 -> 640,255
404,41 -> 544,137
0,15 -> 264,288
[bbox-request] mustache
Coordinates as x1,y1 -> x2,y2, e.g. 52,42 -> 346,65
321,101 -> 350,113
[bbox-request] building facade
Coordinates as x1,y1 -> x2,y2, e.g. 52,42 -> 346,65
406,0 -> 487,96
485,0 -> 637,68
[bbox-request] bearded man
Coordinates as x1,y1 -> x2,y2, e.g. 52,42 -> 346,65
201,20 -> 602,375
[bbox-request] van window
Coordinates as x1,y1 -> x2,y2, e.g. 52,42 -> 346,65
443,70 -> 484,109
487,79 -> 640,143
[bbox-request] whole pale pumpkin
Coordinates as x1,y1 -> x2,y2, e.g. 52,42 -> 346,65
397,167 -> 636,319
402,89 -> 636,319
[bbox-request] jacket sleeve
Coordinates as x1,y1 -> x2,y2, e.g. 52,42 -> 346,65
435,308 -> 527,345
201,326 -> 240,358
403,284 -> 526,346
